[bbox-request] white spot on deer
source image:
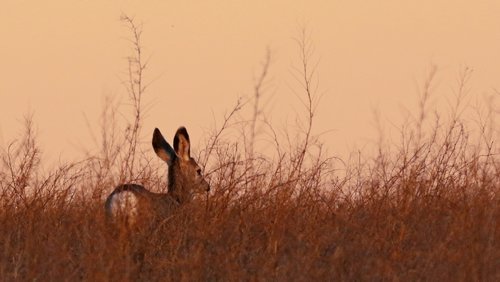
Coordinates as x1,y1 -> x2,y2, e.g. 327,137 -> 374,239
109,190 -> 139,225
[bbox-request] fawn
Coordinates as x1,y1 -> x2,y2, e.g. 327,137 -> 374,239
105,127 -> 210,225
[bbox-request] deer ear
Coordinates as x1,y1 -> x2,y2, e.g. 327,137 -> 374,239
152,128 -> 176,166
174,127 -> 190,160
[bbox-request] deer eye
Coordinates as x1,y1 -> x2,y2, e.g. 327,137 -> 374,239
196,168 -> 202,176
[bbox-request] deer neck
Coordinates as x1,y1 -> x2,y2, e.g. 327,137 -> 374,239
167,166 -> 192,204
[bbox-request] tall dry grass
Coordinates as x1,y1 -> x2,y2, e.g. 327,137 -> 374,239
0,19 -> 499,281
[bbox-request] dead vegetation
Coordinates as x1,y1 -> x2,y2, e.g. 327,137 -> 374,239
0,18 -> 498,281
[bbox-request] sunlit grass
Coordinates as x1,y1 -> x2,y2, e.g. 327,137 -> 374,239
0,17 -> 498,281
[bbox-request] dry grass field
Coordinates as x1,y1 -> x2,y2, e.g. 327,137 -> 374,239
1,94 -> 498,281
1,19 -> 498,281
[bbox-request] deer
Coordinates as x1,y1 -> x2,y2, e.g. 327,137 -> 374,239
104,127 -> 210,226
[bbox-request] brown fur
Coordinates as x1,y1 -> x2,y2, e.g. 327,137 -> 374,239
105,127 -> 210,225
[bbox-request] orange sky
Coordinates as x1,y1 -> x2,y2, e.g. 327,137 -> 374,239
1,1 -> 499,163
